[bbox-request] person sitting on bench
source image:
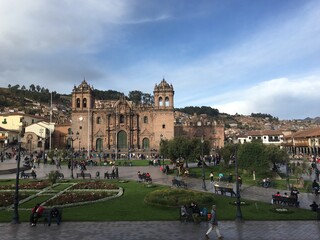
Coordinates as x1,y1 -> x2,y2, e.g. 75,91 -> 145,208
48,207 -> 61,226
30,203 -> 45,226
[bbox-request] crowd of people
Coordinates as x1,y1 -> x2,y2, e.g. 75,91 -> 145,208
137,171 -> 152,183
272,187 -> 300,204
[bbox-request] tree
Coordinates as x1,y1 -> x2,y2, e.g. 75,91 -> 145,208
264,145 -> 289,171
36,85 -> 41,92
10,84 -> 20,94
176,106 -> 219,117
237,141 -> 269,176
291,160 -> 308,183
29,84 -> 35,92
160,137 -> 210,165
128,90 -> 142,104
220,143 -> 236,167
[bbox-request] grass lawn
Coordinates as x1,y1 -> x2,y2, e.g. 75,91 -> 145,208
59,158 -> 172,167
0,179 -> 317,222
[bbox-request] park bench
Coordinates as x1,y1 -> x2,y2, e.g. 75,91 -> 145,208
214,185 -> 236,197
180,205 -> 208,222
56,172 -> 64,179
104,171 -> 119,179
272,195 -> 299,207
20,171 -> 36,179
39,207 -> 63,226
76,172 -> 91,179
137,172 -> 152,183
172,178 -> 187,188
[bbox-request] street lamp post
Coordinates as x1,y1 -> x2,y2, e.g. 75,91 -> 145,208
234,146 -> 243,221
68,131 -> 79,179
12,123 -> 25,224
160,134 -> 165,168
12,141 -> 22,224
201,136 -> 206,191
39,128 -> 45,162
286,161 -> 290,190
197,120 -> 207,191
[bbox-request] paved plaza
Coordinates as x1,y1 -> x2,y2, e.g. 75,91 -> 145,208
1,156 -> 320,239
1,220 -> 320,240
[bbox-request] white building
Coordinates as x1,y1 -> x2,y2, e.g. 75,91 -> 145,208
237,130 -> 284,146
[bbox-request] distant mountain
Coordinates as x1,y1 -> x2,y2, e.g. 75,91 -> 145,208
304,117 -> 320,124
0,87 -> 71,115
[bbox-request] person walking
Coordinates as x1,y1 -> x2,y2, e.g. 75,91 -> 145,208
205,205 -> 223,239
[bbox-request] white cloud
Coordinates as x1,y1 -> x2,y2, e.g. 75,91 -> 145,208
0,0 -> 320,120
212,75 -> 320,119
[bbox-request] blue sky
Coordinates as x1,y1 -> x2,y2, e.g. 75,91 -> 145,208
0,0 -> 320,120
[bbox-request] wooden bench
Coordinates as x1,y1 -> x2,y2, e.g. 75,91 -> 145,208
180,205 -> 208,222
56,172 -> 64,179
222,187 -> 236,197
272,195 -> 299,207
21,171 -> 37,179
172,178 -> 187,188
214,185 -> 236,197
39,207 -> 63,226
137,172 -> 152,183
76,172 -> 91,179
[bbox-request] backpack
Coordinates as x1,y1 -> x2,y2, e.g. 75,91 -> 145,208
51,208 -> 59,218
201,207 -> 208,216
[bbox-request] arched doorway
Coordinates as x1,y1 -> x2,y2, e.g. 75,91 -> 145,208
117,130 -> 127,150
142,138 -> 150,150
96,138 -> 103,152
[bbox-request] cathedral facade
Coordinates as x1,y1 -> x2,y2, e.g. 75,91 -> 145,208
70,79 -> 175,157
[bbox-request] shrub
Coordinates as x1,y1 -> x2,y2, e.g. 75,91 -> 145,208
144,189 -> 215,207
48,171 -> 59,185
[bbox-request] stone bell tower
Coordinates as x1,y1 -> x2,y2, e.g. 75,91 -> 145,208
154,78 -> 174,110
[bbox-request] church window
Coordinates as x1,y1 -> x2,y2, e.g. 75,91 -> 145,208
83,98 -> 87,108
162,124 -> 166,129
97,117 -> 101,124
144,116 -> 148,124
76,98 -> 80,108
159,97 -> 163,106
120,114 -> 125,123
165,97 -> 170,107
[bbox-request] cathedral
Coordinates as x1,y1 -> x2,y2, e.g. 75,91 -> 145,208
70,79 -> 175,157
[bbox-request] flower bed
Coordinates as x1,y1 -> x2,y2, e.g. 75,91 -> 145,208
70,181 -> 118,190
0,192 -> 31,207
44,191 -> 117,206
0,181 -> 49,190
0,181 -> 123,209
